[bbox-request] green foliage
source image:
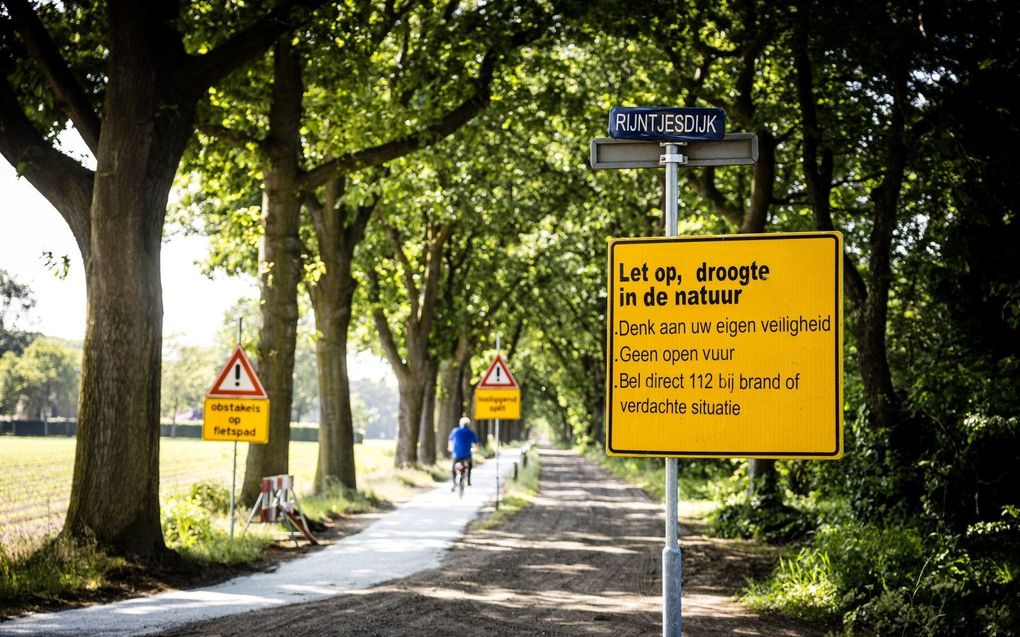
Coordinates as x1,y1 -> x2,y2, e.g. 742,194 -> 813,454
743,548 -> 840,623
161,496 -> 214,550
0,535 -> 123,611
475,447 -> 541,530
0,337 -> 79,418
187,481 -> 231,515
160,337 -> 218,422
0,269 -> 37,357
744,512 -> 1020,636
710,500 -> 816,544
160,491 -> 273,563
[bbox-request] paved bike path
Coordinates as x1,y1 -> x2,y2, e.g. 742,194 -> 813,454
0,450 -> 521,636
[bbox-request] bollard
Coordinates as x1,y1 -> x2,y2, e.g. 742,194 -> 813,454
513,462 -> 519,481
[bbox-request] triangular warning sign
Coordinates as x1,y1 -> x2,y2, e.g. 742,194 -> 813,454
207,346 -> 268,398
478,354 -> 519,389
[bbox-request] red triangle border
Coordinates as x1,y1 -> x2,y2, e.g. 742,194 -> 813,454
478,354 -> 519,389
207,346 -> 268,398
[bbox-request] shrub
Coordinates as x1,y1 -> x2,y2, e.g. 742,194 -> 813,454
0,535 -> 122,610
710,499 -> 815,544
161,496 -> 213,549
743,514 -> 1020,636
743,547 -> 841,623
187,481 -> 231,514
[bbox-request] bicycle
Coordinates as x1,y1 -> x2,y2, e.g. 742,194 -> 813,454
452,459 -> 469,498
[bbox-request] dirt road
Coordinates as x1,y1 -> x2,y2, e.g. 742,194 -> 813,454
160,447 -> 823,636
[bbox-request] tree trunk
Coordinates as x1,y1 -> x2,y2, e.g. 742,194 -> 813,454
310,278 -> 357,492
63,111 -> 190,559
417,357 -> 438,465
307,178 -> 375,492
395,379 -> 426,464
794,14 -> 908,437
372,221 -> 452,467
435,334 -> 471,459
462,368 -> 476,431
65,199 -> 166,556
241,38 -> 303,504
745,130 -> 779,499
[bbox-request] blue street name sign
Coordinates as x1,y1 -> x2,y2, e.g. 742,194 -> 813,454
609,106 -> 726,142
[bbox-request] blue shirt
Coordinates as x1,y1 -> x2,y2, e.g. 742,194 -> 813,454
449,426 -> 478,458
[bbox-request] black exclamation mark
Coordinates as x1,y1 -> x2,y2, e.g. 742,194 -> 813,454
496,367 -> 502,383
234,363 -> 241,387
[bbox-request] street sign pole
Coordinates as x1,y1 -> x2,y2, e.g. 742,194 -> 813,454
229,317 -> 242,540
495,333 -> 501,511
661,143 -> 682,637
594,122 -> 758,637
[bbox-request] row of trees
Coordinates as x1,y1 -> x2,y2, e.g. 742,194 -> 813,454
0,337 -> 79,420
0,269 -> 78,420
1,0 -> 1016,570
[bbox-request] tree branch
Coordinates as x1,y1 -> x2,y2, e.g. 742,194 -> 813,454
298,46 -> 503,190
792,11 -> 869,308
344,192 -> 380,251
691,169 -> 745,228
2,0 -> 102,154
380,218 -> 420,320
175,0 -> 324,97
0,74 -> 93,256
742,129 -> 774,233
418,222 -> 453,338
368,269 -> 409,382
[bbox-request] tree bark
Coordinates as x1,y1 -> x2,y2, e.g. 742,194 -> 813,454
307,181 -> 373,492
417,356 -> 438,465
395,380 -> 426,463
241,38 -> 303,503
435,333 -> 471,458
58,2 -> 201,558
372,220 -> 452,466
310,278 -> 357,492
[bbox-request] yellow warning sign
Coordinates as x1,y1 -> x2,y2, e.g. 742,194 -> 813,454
475,389 -> 521,419
475,354 -> 521,419
203,397 -> 270,443
606,232 -> 843,458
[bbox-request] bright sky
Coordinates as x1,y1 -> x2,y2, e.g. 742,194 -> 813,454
0,162 -> 257,346
0,128 -> 393,382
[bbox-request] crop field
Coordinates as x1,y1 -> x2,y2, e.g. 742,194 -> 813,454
0,436 -> 397,545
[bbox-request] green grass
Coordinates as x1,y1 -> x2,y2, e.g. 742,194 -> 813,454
0,535 -> 126,612
474,447 -> 541,530
0,436 -> 447,614
741,547 -> 841,623
585,448 -> 732,519
0,437 -> 396,541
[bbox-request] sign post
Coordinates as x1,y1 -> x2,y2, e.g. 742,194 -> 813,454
592,107 -> 823,637
662,142 -> 682,637
203,330 -> 270,539
475,339 -> 521,510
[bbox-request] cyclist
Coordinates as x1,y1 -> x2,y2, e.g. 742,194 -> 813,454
448,416 -> 478,489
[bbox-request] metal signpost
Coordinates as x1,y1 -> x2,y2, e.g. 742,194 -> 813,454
475,335 -> 522,510
203,323 -> 270,539
593,107 -> 758,637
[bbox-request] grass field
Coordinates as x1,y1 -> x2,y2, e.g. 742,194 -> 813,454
0,436 -> 400,544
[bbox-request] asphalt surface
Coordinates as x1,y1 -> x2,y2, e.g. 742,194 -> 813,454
0,449 -> 521,636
